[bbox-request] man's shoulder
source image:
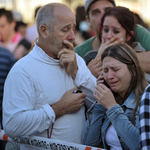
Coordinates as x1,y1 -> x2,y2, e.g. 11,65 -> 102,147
75,37 -> 95,58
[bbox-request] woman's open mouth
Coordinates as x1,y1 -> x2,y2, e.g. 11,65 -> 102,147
109,81 -> 118,87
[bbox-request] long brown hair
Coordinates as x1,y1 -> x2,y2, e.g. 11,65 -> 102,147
101,43 -> 147,120
100,6 -> 136,45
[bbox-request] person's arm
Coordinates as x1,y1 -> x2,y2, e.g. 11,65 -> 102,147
58,40 -> 97,109
136,52 -> 150,73
135,25 -> 150,73
140,85 -> 150,150
3,70 -> 86,138
3,71 -> 56,138
82,103 -> 106,146
135,25 -> 150,51
51,87 -> 86,119
107,104 -> 140,150
94,84 -> 140,150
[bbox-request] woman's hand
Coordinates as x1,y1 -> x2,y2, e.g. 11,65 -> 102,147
95,36 -> 123,61
97,72 -> 104,85
94,84 -> 117,110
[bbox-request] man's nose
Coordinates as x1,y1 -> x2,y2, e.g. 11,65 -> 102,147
67,30 -> 75,41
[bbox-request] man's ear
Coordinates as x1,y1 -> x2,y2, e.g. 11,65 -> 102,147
85,15 -> 90,23
126,31 -> 133,42
86,15 -> 91,26
39,25 -> 49,39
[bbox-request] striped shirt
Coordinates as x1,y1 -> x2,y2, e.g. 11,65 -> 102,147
0,46 -> 15,128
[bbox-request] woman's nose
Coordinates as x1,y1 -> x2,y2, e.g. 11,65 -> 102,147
107,31 -> 113,39
107,70 -> 114,79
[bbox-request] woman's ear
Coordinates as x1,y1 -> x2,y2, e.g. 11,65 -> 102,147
126,31 -> 134,42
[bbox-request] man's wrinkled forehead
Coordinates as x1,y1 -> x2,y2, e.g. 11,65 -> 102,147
54,7 -> 76,27
54,6 -> 75,19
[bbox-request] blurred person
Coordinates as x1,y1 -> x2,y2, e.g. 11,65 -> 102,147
75,6 -> 94,46
82,43 -> 147,150
134,13 -> 150,32
25,6 -> 41,43
0,46 -> 15,150
13,10 -> 28,38
75,0 -> 150,79
0,8 -> 31,61
3,3 -> 96,150
15,21 -> 27,38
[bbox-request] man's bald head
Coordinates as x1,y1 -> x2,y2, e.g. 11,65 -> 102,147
36,3 -> 73,36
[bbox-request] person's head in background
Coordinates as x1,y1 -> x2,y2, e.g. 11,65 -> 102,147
134,13 -> 150,31
13,10 -> 27,38
15,21 -> 27,38
76,6 -> 92,40
100,6 -> 135,46
0,8 -> 16,43
85,0 -> 116,38
101,43 -> 147,115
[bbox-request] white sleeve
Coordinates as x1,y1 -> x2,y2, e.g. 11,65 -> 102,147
74,54 -> 97,109
3,70 -> 55,138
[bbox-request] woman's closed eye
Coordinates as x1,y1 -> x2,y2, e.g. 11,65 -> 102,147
113,29 -> 120,34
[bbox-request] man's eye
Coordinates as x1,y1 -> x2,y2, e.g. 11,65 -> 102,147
93,11 -> 100,15
63,28 -> 69,32
114,69 -> 119,72
63,29 -> 68,32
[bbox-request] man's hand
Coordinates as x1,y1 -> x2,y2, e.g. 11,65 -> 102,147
137,51 -> 150,73
57,40 -> 78,79
51,87 -> 86,119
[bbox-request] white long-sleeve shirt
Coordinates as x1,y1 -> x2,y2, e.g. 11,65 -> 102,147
3,44 -> 96,150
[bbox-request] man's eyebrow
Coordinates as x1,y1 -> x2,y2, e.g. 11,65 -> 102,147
91,8 -> 100,13
73,24 -> 76,29
61,23 -> 76,30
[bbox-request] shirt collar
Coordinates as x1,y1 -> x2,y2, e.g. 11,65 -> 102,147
122,91 -> 136,109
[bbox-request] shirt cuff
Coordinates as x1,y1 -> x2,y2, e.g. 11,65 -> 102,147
42,104 -> 56,124
106,104 -> 124,122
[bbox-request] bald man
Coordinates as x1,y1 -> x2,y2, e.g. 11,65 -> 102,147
3,3 -> 97,150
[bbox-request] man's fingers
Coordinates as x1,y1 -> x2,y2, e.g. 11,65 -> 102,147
63,40 -> 74,50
